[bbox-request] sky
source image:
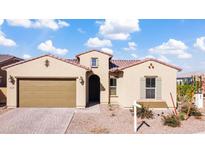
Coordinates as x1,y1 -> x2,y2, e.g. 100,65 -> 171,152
0,19 -> 205,73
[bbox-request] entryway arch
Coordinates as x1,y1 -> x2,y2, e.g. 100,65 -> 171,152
88,74 -> 100,105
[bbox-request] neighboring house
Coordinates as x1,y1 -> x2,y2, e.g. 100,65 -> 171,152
0,54 -> 23,87
3,50 -> 181,108
177,72 -> 205,96
0,55 -> 23,104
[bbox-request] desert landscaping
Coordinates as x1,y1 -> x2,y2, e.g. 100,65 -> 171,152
67,104 -> 205,134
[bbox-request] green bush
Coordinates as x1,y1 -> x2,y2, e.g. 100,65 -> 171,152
162,114 -> 181,127
179,112 -> 186,121
136,105 -> 154,119
180,104 -> 202,117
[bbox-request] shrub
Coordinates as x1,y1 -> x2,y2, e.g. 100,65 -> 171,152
180,104 -> 202,117
136,105 -> 154,119
178,112 -> 186,121
162,114 -> 181,127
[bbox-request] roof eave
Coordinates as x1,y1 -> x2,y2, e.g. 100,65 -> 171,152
2,54 -> 91,71
76,49 -> 113,58
119,58 -> 182,72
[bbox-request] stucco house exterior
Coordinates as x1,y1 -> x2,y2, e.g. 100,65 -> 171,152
3,50 -> 181,108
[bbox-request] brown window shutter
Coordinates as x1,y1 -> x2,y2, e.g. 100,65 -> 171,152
156,77 -> 162,100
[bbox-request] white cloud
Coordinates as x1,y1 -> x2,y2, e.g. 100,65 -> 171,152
140,55 -> 171,63
0,19 -> 4,26
0,32 -> 16,47
6,19 -> 69,30
99,19 -> 140,40
143,55 -> 156,59
85,37 -> 112,48
38,40 -> 68,55
22,54 -> 32,59
131,53 -> 138,58
101,48 -> 113,54
124,42 -> 137,51
57,20 -> 69,27
158,55 -> 170,63
194,36 -> 205,52
77,28 -> 86,34
149,39 -> 192,59
95,20 -> 104,25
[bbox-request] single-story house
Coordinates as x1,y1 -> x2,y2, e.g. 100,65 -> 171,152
3,50 -> 182,108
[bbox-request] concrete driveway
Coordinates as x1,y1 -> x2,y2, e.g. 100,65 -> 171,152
0,108 -> 74,134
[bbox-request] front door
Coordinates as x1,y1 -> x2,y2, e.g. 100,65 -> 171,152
88,75 -> 100,103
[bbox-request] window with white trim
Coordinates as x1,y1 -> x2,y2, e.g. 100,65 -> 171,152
91,58 -> 98,68
145,77 -> 156,99
110,78 -> 117,96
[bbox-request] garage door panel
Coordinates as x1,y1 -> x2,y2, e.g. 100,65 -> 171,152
18,79 -> 76,107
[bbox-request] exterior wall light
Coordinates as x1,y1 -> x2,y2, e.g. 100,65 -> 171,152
79,76 -> 84,85
9,75 -> 15,85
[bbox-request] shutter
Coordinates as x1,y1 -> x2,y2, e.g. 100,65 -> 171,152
156,77 -> 162,100
140,77 -> 146,99
97,58 -> 99,67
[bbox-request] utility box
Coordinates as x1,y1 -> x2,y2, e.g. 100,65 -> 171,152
194,94 -> 203,108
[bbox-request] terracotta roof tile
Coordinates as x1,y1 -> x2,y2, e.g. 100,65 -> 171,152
110,59 -> 140,71
76,49 -> 113,58
0,54 -> 22,64
2,54 -> 90,70
110,58 -> 182,72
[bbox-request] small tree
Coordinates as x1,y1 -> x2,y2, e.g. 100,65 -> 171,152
177,75 -> 202,119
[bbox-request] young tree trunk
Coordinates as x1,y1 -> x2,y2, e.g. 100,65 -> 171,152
185,91 -> 194,120
185,102 -> 192,120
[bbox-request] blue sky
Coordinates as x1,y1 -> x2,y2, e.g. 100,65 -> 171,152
0,19 -> 205,73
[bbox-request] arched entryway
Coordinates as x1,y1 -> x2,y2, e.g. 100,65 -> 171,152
88,75 -> 100,105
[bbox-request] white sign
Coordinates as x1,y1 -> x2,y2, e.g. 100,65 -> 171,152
133,101 -> 142,132
194,94 -> 203,108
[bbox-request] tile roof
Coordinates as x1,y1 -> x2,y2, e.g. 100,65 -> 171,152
76,49 -> 113,58
2,54 -> 182,72
110,58 -> 182,72
177,72 -> 205,78
2,54 -> 90,70
0,54 -> 22,64
110,59 -> 140,71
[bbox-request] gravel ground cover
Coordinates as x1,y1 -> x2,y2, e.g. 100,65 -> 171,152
67,104 -> 205,134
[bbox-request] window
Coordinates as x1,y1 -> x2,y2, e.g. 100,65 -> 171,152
91,58 -> 98,68
145,77 -> 156,99
110,78 -> 117,96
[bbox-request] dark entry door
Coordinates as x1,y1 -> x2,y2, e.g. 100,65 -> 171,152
89,75 -> 100,102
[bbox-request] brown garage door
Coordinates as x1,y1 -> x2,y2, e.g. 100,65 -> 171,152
18,78 -> 76,108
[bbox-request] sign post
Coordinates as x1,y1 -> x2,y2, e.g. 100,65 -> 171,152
133,101 -> 142,133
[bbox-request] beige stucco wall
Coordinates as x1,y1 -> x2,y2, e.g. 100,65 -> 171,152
78,51 -> 110,104
5,56 -> 87,108
116,60 -> 178,108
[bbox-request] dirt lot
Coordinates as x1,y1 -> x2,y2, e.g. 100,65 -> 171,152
67,104 -> 205,134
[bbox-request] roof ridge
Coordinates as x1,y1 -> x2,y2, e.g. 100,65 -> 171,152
76,49 -> 113,57
111,59 -> 140,61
